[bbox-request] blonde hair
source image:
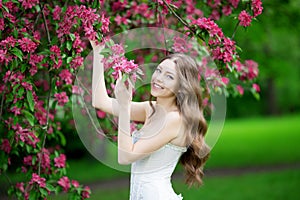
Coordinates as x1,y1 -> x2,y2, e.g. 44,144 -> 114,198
150,53 -> 210,187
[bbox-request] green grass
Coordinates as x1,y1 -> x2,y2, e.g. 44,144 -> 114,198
206,114 -> 300,168
66,114 -> 300,183
86,168 -> 300,200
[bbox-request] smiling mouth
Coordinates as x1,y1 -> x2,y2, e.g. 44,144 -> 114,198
152,83 -> 164,89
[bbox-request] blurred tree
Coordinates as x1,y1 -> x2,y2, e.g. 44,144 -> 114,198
221,0 -> 300,116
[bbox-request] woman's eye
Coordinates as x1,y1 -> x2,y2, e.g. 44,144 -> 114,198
167,75 -> 174,80
155,68 -> 161,73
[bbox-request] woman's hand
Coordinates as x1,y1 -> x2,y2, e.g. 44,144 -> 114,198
115,71 -> 133,108
89,40 -> 105,55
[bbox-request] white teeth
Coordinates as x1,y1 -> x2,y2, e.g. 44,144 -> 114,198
154,83 -> 163,89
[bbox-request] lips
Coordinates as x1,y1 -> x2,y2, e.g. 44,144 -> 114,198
152,82 -> 164,89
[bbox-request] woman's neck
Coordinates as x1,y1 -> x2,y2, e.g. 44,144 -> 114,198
155,96 -> 178,112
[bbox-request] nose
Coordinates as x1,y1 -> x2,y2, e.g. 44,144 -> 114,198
155,73 -> 163,83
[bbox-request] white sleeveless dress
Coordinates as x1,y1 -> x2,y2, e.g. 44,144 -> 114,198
129,131 -> 187,200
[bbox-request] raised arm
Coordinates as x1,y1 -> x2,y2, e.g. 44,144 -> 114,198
90,41 -> 147,122
115,75 -> 182,165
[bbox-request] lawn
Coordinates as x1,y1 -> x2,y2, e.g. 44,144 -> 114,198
85,168 -> 300,200
65,114 -> 300,182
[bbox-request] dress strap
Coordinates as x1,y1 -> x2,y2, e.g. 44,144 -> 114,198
165,143 -> 187,152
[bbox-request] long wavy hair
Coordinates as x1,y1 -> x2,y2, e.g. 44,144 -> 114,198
149,53 -> 210,188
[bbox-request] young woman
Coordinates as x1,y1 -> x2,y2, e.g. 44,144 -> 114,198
91,41 -> 210,200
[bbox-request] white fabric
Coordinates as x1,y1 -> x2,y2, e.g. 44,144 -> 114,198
129,131 -> 187,200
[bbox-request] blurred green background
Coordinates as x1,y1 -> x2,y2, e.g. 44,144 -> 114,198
1,1 -> 300,199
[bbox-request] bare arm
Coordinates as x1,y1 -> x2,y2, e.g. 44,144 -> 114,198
115,76 -> 182,165
91,41 -> 147,122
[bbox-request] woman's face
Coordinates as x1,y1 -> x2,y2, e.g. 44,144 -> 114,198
150,59 -> 179,98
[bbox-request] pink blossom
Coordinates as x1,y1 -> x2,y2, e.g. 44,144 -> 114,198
18,37 -> 37,53
222,5 -> 232,16
16,182 -> 25,193
37,148 -> 51,173
245,60 -> 259,80
21,82 -> 33,90
238,10 -> 252,27
54,92 -> 69,106
54,154 -> 66,168
1,139 -> 11,154
229,0 -> 240,8
111,44 -> 125,55
81,186 -> 91,199
11,106 -> 21,116
115,15 -> 128,25
0,18 -> 4,31
19,0 -> 39,9
53,5 -> 61,20
53,59 -> 62,69
13,124 -> 40,148
221,77 -> 229,85
0,36 -> 17,48
29,54 -> 44,67
23,155 -> 33,166
172,36 -> 192,53
252,83 -> 260,92
252,0 -> 263,17
71,180 -> 80,188
50,45 -> 61,56
58,176 -> 70,192
236,85 -> 244,95
30,173 -> 46,188
210,9 -> 220,21
59,69 -> 73,85
97,110 -> 106,119
70,56 -> 84,69
72,85 -> 84,95
101,14 -> 110,33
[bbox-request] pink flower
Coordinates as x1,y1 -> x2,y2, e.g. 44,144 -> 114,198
238,10 -> 252,27
97,110 -> 106,119
18,37 -> 37,53
53,5 -> 61,20
23,155 -> 33,166
21,82 -> 33,90
252,83 -> 260,92
19,0 -> 39,9
172,36 -> 192,53
236,85 -> 244,95
16,182 -> 25,193
70,56 -> 84,69
58,176 -> 70,192
115,15 -> 128,25
50,45 -> 61,56
221,77 -> 229,85
10,106 -> 21,116
54,154 -> 66,168
222,5 -> 232,16
59,69 -> 73,85
37,148 -> 51,172
81,186 -> 91,199
1,139 -> 11,154
252,0 -> 263,17
111,44 -> 125,55
0,18 -> 4,31
229,0 -> 240,8
13,124 -> 40,148
29,173 -> 46,188
101,14 -> 110,33
72,85 -> 84,95
54,92 -> 69,106
71,180 -> 80,188
245,60 -> 259,80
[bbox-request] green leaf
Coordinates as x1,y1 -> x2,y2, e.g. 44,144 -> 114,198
22,110 -> 35,126
27,90 -> 35,112
69,33 -> 76,41
11,47 -> 23,61
57,131 -> 66,146
46,183 -> 56,192
66,40 -> 72,51
67,57 -> 73,64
